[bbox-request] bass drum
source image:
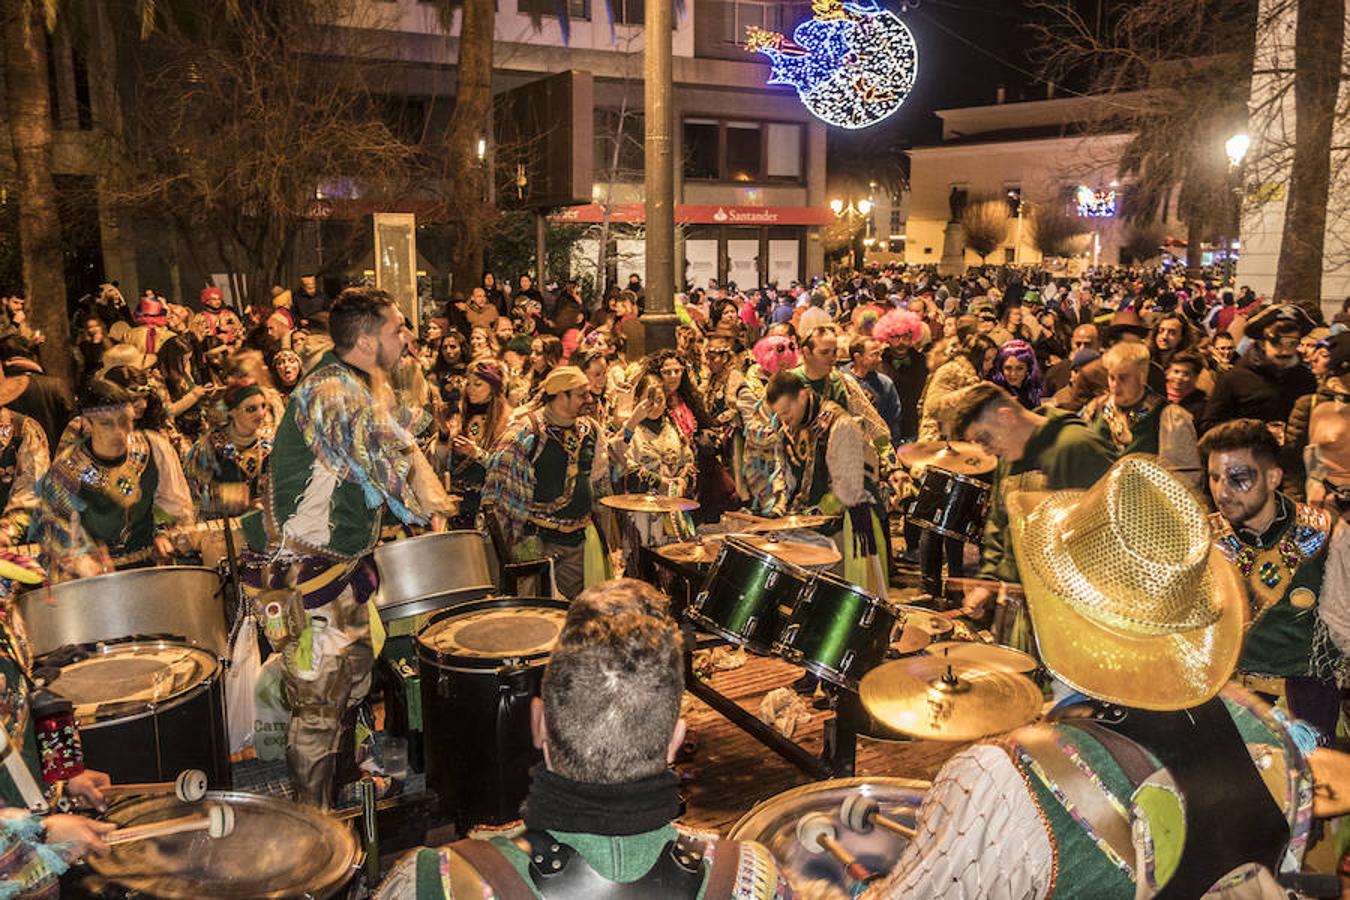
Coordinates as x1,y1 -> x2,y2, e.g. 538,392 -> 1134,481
87,791 -> 359,899
20,566 -> 227,658
728,777 -> 930,900
39,639 -> 230,788
417,597 -> 569,832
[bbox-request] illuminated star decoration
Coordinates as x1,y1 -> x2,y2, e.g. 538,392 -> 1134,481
747,0 -> 918,130
1075,185 -> 1117,218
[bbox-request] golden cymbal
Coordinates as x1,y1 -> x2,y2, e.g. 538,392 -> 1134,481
656,539 -> 726,565
923,641 -> 1039,674
895,441 -> 996,475
738,534 -> 841,568
860,657 -> 1042,741
601,493 -> 701,514
742,514 -> 836,533
892,608 -> 956,654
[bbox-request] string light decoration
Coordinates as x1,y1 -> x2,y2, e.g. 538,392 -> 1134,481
1075,185 -> 1117,218
746,0 -> 918,130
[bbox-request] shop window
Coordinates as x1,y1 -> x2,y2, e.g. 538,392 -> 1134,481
765,123 -> 803,180
725,122 -> 762,182
683,119 -> 720,180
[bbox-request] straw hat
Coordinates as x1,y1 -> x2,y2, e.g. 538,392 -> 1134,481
97,342 -> 157,377
1008,455 -> 1246,711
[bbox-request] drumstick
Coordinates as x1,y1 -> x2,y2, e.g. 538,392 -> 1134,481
840,794 -> 918,840
105,803 -> 234,846
942,577 -> 1026,596
796,812 -> 874,884
101,770 -> 208,803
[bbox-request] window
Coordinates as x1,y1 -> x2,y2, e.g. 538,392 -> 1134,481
681,117 -> 804,183
765,123 -> 803,180
725,122 -> 762,181
721,0 -> 811,43
683,119 -> 720,180
519,0 -> 590,18
594,108 -> 645,179
611,0 -> 642,24
889,203 -> 902,235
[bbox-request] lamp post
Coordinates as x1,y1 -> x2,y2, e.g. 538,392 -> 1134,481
1224,132 -> 1249,280
830,196 -> 873,271
641,0 -> 677,353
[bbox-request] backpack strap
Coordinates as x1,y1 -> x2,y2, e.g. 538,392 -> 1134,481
702,837 -> 744,900
447,838 -> 538,900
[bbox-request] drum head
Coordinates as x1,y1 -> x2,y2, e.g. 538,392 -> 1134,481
90,791 -> 358,899
418,598 -> 569,666
728,777 -> 929,899
48,642 -> 219,725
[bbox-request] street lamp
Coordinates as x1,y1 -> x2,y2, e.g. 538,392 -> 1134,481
1225,133 -> 1250,170
857,198 -> 873,216
830,198 -> 845,215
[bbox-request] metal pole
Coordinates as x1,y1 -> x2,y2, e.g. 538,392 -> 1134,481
641,0 -> 678,352
535,212 -> 548,281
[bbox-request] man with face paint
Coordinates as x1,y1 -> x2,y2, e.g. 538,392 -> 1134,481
249,287 -> 456,807
34,379 -> 196,580
1200,419 -> 1345,737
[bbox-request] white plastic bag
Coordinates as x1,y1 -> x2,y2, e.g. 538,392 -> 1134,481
224,615 -> 262,754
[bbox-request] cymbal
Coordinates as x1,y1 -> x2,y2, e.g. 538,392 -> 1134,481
657,539 -> 726,565
601,493 -> 701,514
860,657 -> 1041,741
892,608 -> 956,654
923,641 -> 1039,674
741,514 -> 836,533
738,534 -> 841,568
895,441 -> 996,475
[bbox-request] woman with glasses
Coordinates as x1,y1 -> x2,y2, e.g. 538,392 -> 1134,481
183,379 -> 274,519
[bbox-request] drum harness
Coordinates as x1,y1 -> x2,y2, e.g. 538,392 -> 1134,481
1024,697 -> 1338,898
446,828 -> 744,900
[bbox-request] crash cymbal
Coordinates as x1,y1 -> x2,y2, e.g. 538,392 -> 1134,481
742,514 -> 836,533
892,608 -> 956,654
601,493 -> 701,514
738,534 -> 841,568
895,441 -> 996,475
657,539 -> 726,565
860,657 -> 1041,741
923,641 -> 1039,674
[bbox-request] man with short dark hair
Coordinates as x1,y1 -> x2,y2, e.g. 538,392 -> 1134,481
485,366 -> 612,598
946,382 -> 1114,621
1201,304 -> 1318,435
250,286 -> 455,807
377,579 -> 788,900
1165,349 -> 1209,421
843,337 -> 904,447
1200,418 -> 1347,736
1041,323 -> 1099,396
791,326 -> 890,448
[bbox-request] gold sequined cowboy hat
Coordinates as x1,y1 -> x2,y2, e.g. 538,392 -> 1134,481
1008,455 -> 1247,711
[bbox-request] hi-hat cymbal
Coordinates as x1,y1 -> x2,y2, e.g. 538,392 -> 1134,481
738,534 -> 841,568
895,441 -> 996,475
892,608 -> 956,654
923,641 -> 1039,674
860,657 -> 1041,741
656,539 -> 726,565
601,493 -> 701,514
742,514 -> 836,533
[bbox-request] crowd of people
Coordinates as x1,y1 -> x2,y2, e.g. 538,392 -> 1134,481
4,258 -> 1350,895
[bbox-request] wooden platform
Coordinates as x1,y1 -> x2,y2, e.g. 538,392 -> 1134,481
676,653 -> 966,835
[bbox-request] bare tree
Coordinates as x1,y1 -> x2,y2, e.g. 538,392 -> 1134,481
1030,207 -> 1091,260
102,0 -> 422,310
960,197 -> 1012,264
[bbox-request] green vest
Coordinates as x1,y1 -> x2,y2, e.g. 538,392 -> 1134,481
528,426 -> 597,548
68,436 -> 160,557
1091,393 -> 1164,458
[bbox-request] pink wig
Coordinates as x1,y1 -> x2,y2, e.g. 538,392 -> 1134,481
873,309 -> 924,344
753,334 -> 799,375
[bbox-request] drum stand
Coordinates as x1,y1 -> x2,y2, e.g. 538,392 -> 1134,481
640,547 -> 862,780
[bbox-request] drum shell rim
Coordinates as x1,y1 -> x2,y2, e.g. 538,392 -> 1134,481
726,775 -> 932,841
716,536 -> 812,580
416,595 -> 569,671
372,530 -> 495,616
90,790 -> 360,899
43,640 -> 223,727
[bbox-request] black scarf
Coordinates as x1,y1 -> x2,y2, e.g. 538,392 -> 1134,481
522,765 -> 681,836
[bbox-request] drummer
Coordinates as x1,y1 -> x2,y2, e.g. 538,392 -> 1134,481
249,287 -> 455,808
33,379 -> 195,581
182,378 -> 273,519
376,578 -> 791,900
483,365 -> 613,599
612,374 -> 697,556
765,371 -> 886,597
0,557 -> 116,895
863,456 -> 1350,898
943,382 -> 1113,632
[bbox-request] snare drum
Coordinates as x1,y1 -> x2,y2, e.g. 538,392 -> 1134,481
41,639 -> 230,788
728,777 -> 929,900
88,791 -> 359,898
417,597 -> 568,831
907,467 -> 991,543
688,537 -> 809,653
774,573 -> 899,689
